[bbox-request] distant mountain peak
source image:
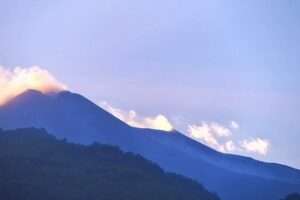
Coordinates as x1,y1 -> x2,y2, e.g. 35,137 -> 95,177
17,88 -> 70,97
22,88 -> 44,95
4,89 -> 73,105
0,89 -> 46,107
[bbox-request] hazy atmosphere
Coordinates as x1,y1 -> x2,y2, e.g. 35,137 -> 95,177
1,0 -> 300,168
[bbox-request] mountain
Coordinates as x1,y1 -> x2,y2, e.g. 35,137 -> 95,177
0,89 -> 299,200
0,127 -> 220,200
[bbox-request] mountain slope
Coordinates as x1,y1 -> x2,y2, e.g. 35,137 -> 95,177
0,127 -> 220,200
0,89 -> 299,200
139,128 -> 300,184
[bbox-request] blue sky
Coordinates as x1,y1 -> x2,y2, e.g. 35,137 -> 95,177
0,0 -> 300,168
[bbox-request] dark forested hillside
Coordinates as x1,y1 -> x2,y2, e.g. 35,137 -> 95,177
0,128 -> 219,200
281,193 -> 300,200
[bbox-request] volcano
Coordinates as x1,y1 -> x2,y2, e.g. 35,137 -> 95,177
0,89 -> 299,200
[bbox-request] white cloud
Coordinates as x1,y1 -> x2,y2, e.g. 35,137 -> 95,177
187,122 -> 232,152
230,121 -> 239,129
0,66 -> 67,105
240,138 -> 270,155
211,122 -> 231,137
225,140 -> 236,151
187,121 -> 270,155
188,124 -> 220,149
99,101 -> 173,131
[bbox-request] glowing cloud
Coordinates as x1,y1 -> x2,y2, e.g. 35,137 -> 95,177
240,138 -> 270,155
145,115 -> 174,131
0,66 -> 67,105
99,101 -> 173,131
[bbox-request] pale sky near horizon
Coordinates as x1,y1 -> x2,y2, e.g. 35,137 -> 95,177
1,0 -> 300,168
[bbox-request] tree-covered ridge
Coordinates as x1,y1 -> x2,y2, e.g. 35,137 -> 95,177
281,193 -> 300,200
0,128 -> 220,200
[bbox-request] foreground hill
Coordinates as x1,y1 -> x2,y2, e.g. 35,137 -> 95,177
0,128 -> 219,200
0,89 -> 299,200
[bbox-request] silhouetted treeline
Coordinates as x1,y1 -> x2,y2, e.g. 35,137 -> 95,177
0,128 -> 220,200
281,193 -> 300,200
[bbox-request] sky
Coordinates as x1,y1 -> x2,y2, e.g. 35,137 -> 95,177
0,0 -> 300,168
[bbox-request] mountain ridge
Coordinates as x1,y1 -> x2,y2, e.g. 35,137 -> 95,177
0,89 -> 299,200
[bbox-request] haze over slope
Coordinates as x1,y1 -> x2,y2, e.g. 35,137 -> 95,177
0,89 -> 299,200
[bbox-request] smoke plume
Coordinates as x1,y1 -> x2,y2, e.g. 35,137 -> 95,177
0,66 -> 67,105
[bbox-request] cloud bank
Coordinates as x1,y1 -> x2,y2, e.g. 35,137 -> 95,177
187,122 -> 232,152
240,138 -> 270,155
187,121 -> 270,155
99,102 -> 269,155
0,66 -> 67,105
99,101 -> 173,131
